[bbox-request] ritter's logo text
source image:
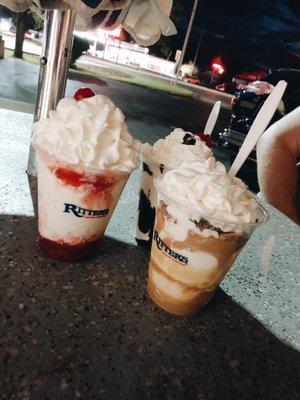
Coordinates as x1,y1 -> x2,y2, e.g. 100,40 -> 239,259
64,203 -> 109,218
153,230 -> 188,265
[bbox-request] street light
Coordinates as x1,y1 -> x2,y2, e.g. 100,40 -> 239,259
211,57 -> 225,74
173,0 -> 199,84
210,57 -> 225,85
212,62 -> 222,72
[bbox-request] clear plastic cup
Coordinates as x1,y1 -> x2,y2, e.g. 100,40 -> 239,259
148,176 -> 269,316
35,149 -> 129,261
135,155 -> 167,249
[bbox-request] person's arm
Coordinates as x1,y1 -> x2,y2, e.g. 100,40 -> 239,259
257,107 -> 300,224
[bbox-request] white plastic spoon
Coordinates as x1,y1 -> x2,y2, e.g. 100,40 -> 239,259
204,101 -> 221,136
229,80 -> 287,176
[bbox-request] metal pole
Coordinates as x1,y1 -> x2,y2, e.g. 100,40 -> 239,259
27,9 -> 76,175
173,0 -> 198,85
192,26 -> 204,73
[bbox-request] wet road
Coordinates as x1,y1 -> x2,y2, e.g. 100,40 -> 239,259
0,57 -> 230,146
67,73 -> 231,145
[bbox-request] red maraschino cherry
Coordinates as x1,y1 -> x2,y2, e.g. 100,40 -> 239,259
74,87 -> 95,101
195,132 -> 212,148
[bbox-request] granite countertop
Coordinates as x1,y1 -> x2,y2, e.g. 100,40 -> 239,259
0,109 -> 299,400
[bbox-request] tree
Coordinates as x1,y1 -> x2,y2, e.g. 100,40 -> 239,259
31,11 -> 43,31
14,11 -> 26,58
14,10 -> 43,58
0,6 -> 43,59
180,61 -> 199,77
70,36 -> 90,68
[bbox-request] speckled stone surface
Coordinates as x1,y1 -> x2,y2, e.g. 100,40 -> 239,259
0,109 -> 299,400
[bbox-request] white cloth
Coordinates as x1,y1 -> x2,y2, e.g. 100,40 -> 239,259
1,0 -> 32,11
0,0 -> 176,46
122,0 -> 176,46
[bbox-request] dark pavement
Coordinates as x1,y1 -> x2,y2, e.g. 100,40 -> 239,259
67,72 -> 231,144
0,108 -> 299,400
0,57 -> 230,146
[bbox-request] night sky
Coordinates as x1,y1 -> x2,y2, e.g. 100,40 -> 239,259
174,0 -> 300,76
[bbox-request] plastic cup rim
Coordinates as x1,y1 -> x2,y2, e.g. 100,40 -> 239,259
154,176 -> 269,229
140,153 -> 167,168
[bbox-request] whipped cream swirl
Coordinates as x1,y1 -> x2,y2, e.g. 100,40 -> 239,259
32,94 -> 141,173
142,128 -> 212,168
157,161 -> 259,233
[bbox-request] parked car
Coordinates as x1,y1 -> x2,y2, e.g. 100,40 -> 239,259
184,75 -> 200,85
25,29 -> 40,39
213,69 -> 300,192
215,82 -> 237,94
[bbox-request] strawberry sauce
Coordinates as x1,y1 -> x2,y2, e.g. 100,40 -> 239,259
40,166 -> 126,261
53,166 -> 121,207
39,234 -> 100,262
54,167 -> 86,187
195,132 -> 212,148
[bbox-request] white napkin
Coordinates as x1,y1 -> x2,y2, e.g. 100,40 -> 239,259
122,0 -> 177,46
77,0 -> 177,46
0,0 -> 32,11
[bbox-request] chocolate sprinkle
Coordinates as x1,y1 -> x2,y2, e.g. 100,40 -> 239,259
135,189 -> 155,248
192,218 -> 229,235
142,162 -> 153,176
182,133 -> 196,145
159,164 -> 164,174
